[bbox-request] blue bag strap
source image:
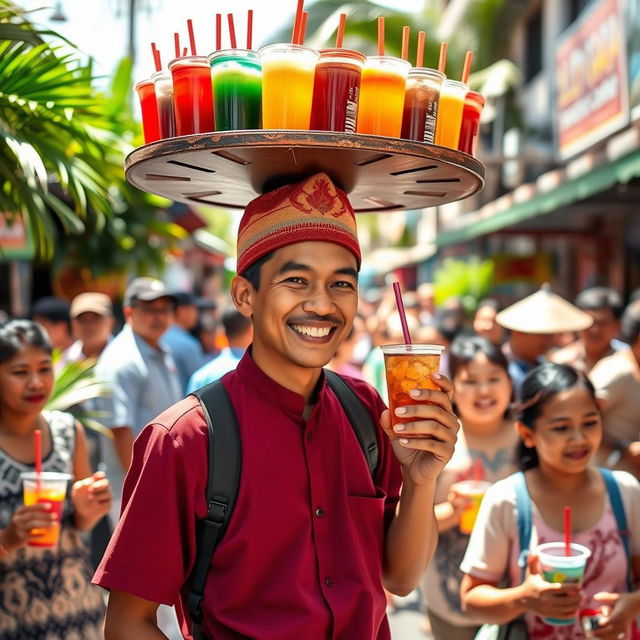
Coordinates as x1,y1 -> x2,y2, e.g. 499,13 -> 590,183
599,467 -> 634,592
513,471 -> 533,582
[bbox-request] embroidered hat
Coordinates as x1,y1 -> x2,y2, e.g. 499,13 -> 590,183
236,173 -> 361,274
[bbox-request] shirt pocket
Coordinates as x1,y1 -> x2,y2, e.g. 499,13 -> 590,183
347,490 -> 387,580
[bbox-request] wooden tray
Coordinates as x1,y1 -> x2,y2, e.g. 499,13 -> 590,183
125,131 -> 485,212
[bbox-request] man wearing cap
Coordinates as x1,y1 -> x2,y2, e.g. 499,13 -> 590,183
32,295 -> 74,351
95,174 -> 459,640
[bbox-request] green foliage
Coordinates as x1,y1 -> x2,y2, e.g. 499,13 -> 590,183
434,256 -> 494,314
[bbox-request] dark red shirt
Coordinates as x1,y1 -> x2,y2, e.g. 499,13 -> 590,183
94,352 -> 402,639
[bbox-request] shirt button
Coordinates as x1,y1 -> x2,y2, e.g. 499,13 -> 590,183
325,577 -> 335,587
315,507 -> 324,518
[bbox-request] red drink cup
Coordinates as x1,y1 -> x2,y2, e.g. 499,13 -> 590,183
458,90 -> 485,156
135,79 -> 161,143
401,68 -> 445,144
310,48 -> 365,133
152,70 -> 176,139
169,56 -> 215,136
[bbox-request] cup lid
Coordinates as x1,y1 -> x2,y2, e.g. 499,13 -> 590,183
21,471 -> 72,481
380,343 -> 445,355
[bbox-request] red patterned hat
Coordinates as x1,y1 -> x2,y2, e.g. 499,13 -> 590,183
236,173 -> 361,275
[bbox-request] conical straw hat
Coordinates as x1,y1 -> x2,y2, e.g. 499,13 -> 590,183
496,284 -> 594,334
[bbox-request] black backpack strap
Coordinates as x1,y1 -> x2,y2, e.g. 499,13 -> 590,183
325,370 -> 379,478
188,381 -> 241,640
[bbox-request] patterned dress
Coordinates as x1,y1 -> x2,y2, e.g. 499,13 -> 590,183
0,411 -> 105,639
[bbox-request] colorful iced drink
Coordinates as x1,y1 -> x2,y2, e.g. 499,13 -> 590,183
135,79 -> 161,143
381,344 -> 445,423
152,70 -> 176,139
451,479 -> 492,535
356,56 -> 410,137
434,79 -> 467,148
259,43 -> 319,129
458,91 -> 485,156
401,67 -> 445,143
537,542 -> 591,626
169,56 -> 215,135
21,471 -> 70,548
310,48 -> 365,133
209,49 -> 262,131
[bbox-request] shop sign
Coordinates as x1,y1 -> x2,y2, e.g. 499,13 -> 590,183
555,0 -> 629,160
0,214 -> 33,260
626,0 -> 640,121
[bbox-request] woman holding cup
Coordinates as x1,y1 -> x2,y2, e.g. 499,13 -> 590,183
460,363 -> 640,639
422,335 -> 518,639
0,320 -> 111,639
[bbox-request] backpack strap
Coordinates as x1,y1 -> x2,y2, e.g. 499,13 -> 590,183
188,380 -> 242,640
599,467 -> 634,592
513,471 -> 533,582
325,369 -> 379,478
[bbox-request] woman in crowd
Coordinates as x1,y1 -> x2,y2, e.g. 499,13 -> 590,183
460,362 -> 640,639
423,335 -> 519,639
0,320 -> 111,639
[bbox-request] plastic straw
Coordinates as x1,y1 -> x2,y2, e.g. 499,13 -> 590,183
438,42 -> 448,73
151,42 -> 161,71
227,13 -> 237,49
461,50 -> 473,84
34,429 -> 42,490
564,506 -> 571,555
182,47 -> 188,57
416,30 -> 425,67
392,282 -> 412,345
299,11 -> 308,44
292,0 -> 304,44
401,26 -> 410,61
336,12 -> 346,48
246,9 -> 254,50
174,32 -> 180,59
187,18 -> 197,55
216,13 -> 222,51
377,16 -> 385,56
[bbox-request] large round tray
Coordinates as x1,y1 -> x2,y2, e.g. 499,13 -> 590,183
125,131 -> 485,212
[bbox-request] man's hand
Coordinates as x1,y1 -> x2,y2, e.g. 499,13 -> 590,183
592,591 -> 640,639
381,373 -> 459,485
0,503 -> 59,552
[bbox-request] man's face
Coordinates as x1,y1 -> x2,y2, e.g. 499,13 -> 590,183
176,304 -> 199,330
239,241 -> 359,372
72,312 -> 114,349
126,297 -> 174,345
579,307 -> 619,355
510,330 -> 554,362
33,316 -> 70,351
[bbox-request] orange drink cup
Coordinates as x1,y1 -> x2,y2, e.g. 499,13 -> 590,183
21,471 -> 70,547
259,43 -> 319,129
381,344 -> 445,423
451,479 -> 492,535
435,79 -> 467,148
356,56 -> 410,137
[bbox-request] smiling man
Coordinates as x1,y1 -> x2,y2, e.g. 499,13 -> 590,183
94,173 -> 459,640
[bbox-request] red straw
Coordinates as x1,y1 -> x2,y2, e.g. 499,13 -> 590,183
246,9 -> 254,50
216,13 -> 222,51
377,16 -> 385,56
151,42 -> 161,71
174,33 -> 181,59
227,13 -> 237,49
438,42 -> 448,73
473,457 -> 484,481
336,12 -> 346,48
461,50 -> 473,84
401,26 -> 410,61
392,282 -> 412,345
299,11 -> 308,45
416,30 -> 425,67
564,506 -> 571,556
187,18 -> 197,55
182,47 -> 188,57
292,0 -> 304,44
34,429 -> 42,490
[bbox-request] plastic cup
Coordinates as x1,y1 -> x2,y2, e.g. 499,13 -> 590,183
21,471 -> 71,548
209,49 -> 262,131
451,479 -> 492,535
169,56 -> 215,135
310,48 -> 365,133
259,43 -> 319,129
356,56 -> 411,137
135,79 -> 161,143
401,67 -> 445,144
434,79 -> 467,148
381,344 -> 445,424
458,90 -> 485,156
537,542 -> 591,626
151,70 -> 176,139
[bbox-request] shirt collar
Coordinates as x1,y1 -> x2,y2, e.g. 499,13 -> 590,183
126,324 -> 169,358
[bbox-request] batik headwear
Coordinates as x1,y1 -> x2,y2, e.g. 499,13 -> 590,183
236,173 -> 361,274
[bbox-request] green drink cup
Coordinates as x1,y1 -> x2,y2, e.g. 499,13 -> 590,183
209,49 -> 262,131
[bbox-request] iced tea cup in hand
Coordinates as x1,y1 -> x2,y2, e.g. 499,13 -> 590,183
21,471 -> 70,548
381,344 -> 445,425
450,479 -> 491,534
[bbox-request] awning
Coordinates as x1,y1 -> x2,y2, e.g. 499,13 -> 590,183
361,243 -> 436,274
436,148 -> 640,247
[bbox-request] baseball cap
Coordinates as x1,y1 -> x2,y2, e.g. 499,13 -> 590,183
70,293 -> 113,318
173,291 -> 198,307
124,278 -> 176,307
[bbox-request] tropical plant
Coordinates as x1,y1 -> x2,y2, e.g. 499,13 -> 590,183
433,256 -> 494,314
